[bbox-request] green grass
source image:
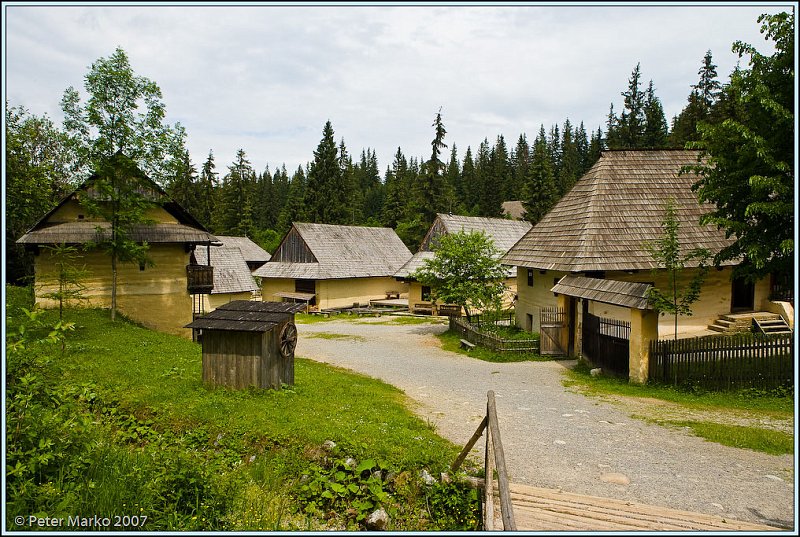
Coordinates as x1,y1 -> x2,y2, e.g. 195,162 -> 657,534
661,420 -> 794,456
354,315 -> 448,326
563,359 -> 794,456
437,329 -> 550,363
6,286 -> 478,531
305,333 -> 366,342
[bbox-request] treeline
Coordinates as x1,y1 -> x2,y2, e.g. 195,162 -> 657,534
6,48 -> 728,281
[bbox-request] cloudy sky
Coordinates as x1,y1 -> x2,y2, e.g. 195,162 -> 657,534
3,2 -> 791,177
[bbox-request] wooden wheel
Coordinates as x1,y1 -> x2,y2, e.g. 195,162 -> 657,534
280,323 -> 298,357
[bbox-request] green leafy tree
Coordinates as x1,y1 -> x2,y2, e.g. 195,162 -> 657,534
81,153 -> 158,321
645,199 -> 710,340
411,231 -> 509,321
687,12 -> 794,281
60,46 -> 186,185
5,104 -> 72,284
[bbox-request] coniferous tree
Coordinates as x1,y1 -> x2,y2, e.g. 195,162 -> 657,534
305,121 -> 348,224
588,127 -> 604,168
383,148 -> 409,228
474,138 -> 493,216
616,63 -> 646,148
574,122 -> 590,176
460,146 -> 479,214
215,149 -> 256,235
510,134 -> 530,201
445,145 -> 462,213
670,51 -> 722,147
523,126 -> 559,225
277,165 -> 308,232
413,109 -> 450,223
558,119 -> 580,196
166,149 -> 200,220
196,151 -> 217,229
492,134 -> 512,205
642,80 -> 669,148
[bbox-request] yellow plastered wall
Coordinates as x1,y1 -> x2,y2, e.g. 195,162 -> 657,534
317,277 -> 407,310
407,278 -> 516,314
203,292 -> 255,312
47,199 -> 179,224
34,244 -> 193,337
260,278 -> 298,304
514,268 -> 565,332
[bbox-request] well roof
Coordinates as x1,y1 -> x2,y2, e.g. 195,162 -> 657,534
195,246 -> 258,294
254,223 -> 412,280
501,150 -> 735,272
184,300 -> 305,332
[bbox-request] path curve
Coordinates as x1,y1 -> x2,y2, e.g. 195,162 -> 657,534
296,319 -> 795,528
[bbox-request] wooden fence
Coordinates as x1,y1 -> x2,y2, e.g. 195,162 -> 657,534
450,317 -> 540,354
649,333 -> 794,391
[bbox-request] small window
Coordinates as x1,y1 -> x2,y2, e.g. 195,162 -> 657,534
527,269 -> 534,287
139,261 -> 146,271
421,286 -> 432,301
77,214 -> 85,220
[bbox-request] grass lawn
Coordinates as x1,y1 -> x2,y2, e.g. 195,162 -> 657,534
563,359 -> 794,455
437,329 -> 549,363
6,287 -> 480,531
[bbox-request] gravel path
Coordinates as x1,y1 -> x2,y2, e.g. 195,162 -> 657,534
296,318 -> 795,528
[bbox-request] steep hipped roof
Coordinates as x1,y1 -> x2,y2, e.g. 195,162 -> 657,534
214,236 -> 271,265
184,300 -> 305,332
254,223 -> 412,280
195,246 -> 258,294
501,150 -> 735,272
423,213 -> 532,254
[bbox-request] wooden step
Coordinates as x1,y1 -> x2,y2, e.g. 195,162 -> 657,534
496,482 -> 782,532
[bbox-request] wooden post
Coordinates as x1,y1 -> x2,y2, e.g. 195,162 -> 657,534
486,391 -> 516,530
484,421 -> 494,531
451,416 -> 487,473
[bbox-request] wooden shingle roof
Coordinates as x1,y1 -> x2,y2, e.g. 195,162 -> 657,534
214,236 -> 271,265
195,246 -> 258,295
184,300 -> 305,332
425,213 -> 533,254
254,223 -> 412,280
17,222 -> 217,245
501,150 -> 735,272
551,275 -> 653,310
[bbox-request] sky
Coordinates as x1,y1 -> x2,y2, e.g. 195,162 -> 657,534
3,1 -> 793,178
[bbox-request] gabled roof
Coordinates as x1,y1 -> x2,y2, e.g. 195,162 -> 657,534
423,213 -> 532,254
501,201 -> 526,220
254,223 -> 412,280
195,246 -> 258,294
214,236 -> 271,265
394,251 -> 435,279
17,153 -> 216,246
501,150 -> 736,272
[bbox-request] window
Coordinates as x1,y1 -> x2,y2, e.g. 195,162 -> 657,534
527,269 -> 534,287
421,286 -> 432,301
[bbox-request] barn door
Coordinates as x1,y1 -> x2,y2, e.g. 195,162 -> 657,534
540,307 -> 566,356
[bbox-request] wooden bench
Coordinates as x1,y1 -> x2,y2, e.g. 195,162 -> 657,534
460,339 -> 476,351
385,291 -> 401,299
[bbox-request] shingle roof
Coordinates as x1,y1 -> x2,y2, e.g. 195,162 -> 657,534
184,300 -> 306,332
17,222 -> 217,245
195,246 -> 258,294
501,201 -> 526,220
501,150 -> 736,272
551,275 -> 653,310
254,223 -> 412,280
214,236 -> 271,265
394,251 -> 436,279
432,214 -> 532,253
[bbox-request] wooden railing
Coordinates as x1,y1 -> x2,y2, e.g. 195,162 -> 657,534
450,317 -> 540,354
451,391 -> 516,531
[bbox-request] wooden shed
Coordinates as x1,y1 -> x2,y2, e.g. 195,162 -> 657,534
185,300 -> 306,390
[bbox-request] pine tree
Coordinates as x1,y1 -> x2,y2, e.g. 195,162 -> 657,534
216,149 -> 256,235
306,121 -> 348,224
460,146 -> 479,214
523,126 -> 559,225
196,151 -> 217,229
277,165 -> 307,232
693,50 -> 721,111
558,119 -> 580,196
574,122 -> 590,176
474,138 -> 492,216
413,109 -> 450,223
617,63 -> 646,148
383,148 -> 409,228
642,80 -> 669,148
588,127 -> 604,166
669,51 -> 722,147
511,134 -> 530,201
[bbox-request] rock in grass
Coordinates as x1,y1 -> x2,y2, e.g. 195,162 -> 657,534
366,507 -> 389,530
590,368 -> 603,377
421,469 -> 437,485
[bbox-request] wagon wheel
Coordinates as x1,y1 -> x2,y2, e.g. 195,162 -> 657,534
280,323 -> 298,358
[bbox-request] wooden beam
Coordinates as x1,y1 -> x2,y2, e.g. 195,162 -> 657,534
487,390 -> 516,531
451,415 -> 487,473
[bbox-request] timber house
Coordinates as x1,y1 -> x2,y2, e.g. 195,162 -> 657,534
501,149 -> 791,340
254,222 -> 412,311
193,242 -> 260,314
17,154 -> 219,337
395,213 -> 532,315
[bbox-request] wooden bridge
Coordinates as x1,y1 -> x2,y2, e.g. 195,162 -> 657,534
452,391 -> 782,532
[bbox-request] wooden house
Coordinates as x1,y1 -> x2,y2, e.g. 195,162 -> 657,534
185,300 -> 306,390
17,155 -> 219,337
395,213 -> 532,314
254,223 -> 412,311
501,149 -> 782,338
193,243 -> 259,313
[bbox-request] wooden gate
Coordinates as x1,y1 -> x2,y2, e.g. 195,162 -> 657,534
540,307 -> 566,356
583,313 -> 630,376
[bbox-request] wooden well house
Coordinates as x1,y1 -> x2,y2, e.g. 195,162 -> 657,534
185,300 -> 306,390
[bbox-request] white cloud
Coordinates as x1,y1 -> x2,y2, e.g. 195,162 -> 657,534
3,2 -> 789,176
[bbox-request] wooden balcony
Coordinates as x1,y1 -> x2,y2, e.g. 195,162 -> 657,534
187,264 -> 214,294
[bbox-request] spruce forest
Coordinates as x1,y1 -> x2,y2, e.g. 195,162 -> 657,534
2,47 -> 756,283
